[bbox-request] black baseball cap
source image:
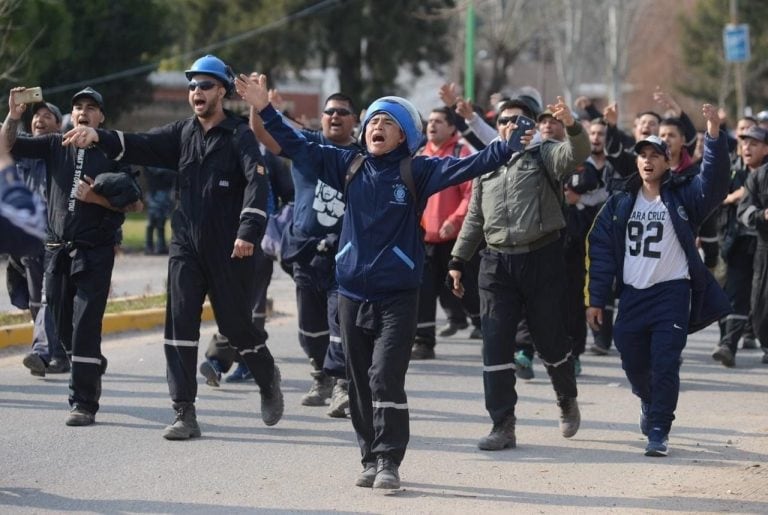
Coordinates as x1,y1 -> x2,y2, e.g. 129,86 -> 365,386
31,102 -> 63,124
739,126 -> 768,144
72,87 -> 104,110
634,135 -> 669,159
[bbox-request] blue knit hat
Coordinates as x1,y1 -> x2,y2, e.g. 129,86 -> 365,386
361,96 -> 424,155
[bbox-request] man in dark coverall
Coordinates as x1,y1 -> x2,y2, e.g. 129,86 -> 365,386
3,86 -> 141,426
65,55 -> 283,439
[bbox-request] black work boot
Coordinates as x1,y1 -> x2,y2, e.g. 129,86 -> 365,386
477,414 -> 516,450
23,353 -> 46,377
372,454 -> 400,489
163,403 -> 201,440
557,397 -> 581,438
260,365 -> 284,426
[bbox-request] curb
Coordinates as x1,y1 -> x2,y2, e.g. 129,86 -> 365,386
0,303 -> 214,350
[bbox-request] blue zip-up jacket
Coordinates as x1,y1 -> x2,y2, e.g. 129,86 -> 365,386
586,131 -> 732,333
260,104 -> 516,301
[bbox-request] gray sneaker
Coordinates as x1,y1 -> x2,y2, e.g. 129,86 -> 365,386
712,345 -> 735,367
558,397 -> 581,438
260,365 -> 284,426
162,403 -> 201,440
477,414 -> 516,450
355,462 -> 377,488
65,406 -> 95,427
327,379 -> 349,418
301,369 -> 333,406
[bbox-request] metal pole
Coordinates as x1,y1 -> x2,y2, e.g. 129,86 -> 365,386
464,1 -> 475,102
730,0 -> 746,116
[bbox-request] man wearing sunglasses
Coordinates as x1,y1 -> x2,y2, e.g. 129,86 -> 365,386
61,55 -> 283,439
251,91 -> 360,418
448,95 -> 590,451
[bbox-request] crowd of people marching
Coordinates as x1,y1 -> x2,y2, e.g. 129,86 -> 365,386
2,53 -> 767,491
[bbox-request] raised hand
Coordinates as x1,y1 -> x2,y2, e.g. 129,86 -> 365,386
547,96 -> 575,127
653,86 -> 682,116
235,73 -> 269,111
603,102 -> 618,126
701,103 -> 720,138
455,97 -> 475,121
439,82 -> 459,107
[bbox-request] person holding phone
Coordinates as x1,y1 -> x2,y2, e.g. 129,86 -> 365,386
448,96 -> 590,451
2,86 -> 141,427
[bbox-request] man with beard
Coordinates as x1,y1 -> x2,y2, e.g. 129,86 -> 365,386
2,87 -> 141,426
64,55 -> 283,438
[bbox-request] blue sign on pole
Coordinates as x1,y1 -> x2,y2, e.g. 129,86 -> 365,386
723,24 -> 750,62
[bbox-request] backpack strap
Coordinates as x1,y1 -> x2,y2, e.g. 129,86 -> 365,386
344,153 -> 367,197
398,156 -> 418,206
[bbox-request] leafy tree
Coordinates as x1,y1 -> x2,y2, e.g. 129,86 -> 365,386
680,0 -> 768,116
164,0 -> 455,110
1,0 -> 172,123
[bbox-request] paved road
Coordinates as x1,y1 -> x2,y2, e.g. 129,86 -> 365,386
1,285 -> 766,513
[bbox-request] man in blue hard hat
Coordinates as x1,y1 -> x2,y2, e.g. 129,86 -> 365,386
63,55 -> 283,439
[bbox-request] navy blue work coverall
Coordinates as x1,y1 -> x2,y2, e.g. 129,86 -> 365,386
11,134 -> 130,415
94,113 -> 276,405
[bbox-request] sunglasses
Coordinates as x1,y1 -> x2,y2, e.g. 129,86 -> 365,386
188,80 -> 218,92
323,107 -> 352,116
497,115 -> 519,126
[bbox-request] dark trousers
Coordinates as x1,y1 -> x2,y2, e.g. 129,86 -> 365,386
415,241 -> 480,347
205,251 -> 274,371
751,244 -> 768,351
339,290 -> 417,466
20,252 -> 65,362
164,242 -> 275,406
46,245 -> 114,414
719,237 -> 755,353
293,260 -> 345,377
478,240 -> 577,424
613,280 -> 690,434
564,243 -> 587,356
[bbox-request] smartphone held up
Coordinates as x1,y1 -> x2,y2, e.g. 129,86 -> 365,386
15,87 -> 44,106
505,114 -> 536,153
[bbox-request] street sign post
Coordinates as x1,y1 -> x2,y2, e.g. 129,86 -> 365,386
723,23 -> 750,62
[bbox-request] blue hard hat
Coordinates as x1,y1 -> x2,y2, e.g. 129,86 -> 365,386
361,96 -> 424,155
185,54 -> 234,96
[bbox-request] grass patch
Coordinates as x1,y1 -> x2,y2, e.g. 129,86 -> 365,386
0,294 -> 166,327
121,213 -> 170,252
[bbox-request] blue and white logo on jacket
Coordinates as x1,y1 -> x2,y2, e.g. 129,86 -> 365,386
391,183 -> 408,205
